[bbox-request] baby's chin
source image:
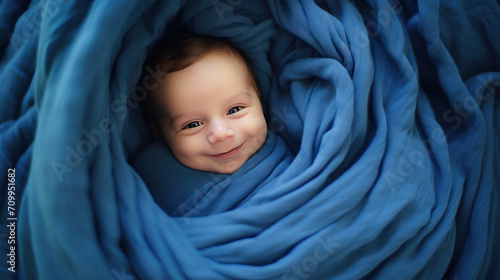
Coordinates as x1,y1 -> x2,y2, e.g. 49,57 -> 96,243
199,155 -> 248,174
214,159 -> 246,174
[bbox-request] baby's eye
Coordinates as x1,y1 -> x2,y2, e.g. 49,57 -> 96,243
183,121 -> 203,130
227,106 -> 243,115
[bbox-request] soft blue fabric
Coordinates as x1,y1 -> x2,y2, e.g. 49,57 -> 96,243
132,130 -> 291,217
0,0 -> 499,279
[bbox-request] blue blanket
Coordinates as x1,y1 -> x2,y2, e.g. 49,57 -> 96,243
1,0 -> 499,279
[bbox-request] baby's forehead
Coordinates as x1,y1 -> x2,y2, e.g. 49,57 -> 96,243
156,52 -> 257,103
208,51 -> 251,76
159,51 -> 255,89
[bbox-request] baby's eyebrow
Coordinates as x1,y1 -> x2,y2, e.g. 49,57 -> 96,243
228,91 -> 253,102
220,91 -> 254,108
169,112 -> 190,128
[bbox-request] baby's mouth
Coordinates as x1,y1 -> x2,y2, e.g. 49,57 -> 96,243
211,143 -> 244,160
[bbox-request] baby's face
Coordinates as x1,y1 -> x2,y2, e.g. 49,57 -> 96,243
154,51 -> 267,174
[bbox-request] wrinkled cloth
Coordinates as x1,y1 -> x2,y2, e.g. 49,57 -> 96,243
0,0 -> 499,279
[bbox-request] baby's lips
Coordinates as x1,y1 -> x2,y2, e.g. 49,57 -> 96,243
211,143 -> 244,159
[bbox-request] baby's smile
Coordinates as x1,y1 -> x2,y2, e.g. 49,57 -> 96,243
211,143 -> 244,159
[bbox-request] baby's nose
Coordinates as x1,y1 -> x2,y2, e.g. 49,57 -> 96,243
208,121 -> 234,144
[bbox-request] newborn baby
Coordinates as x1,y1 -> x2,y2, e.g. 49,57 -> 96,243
145,32 -> 267,174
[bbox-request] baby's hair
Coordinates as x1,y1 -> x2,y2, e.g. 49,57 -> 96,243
143,31 -> 259,140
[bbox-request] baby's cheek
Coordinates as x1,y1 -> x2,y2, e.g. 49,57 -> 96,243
246,115 -> 267,150
166,135 -> 193,158
256,112 -> 268,135
177,137 -> 201,154
170,138 -> 206,170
